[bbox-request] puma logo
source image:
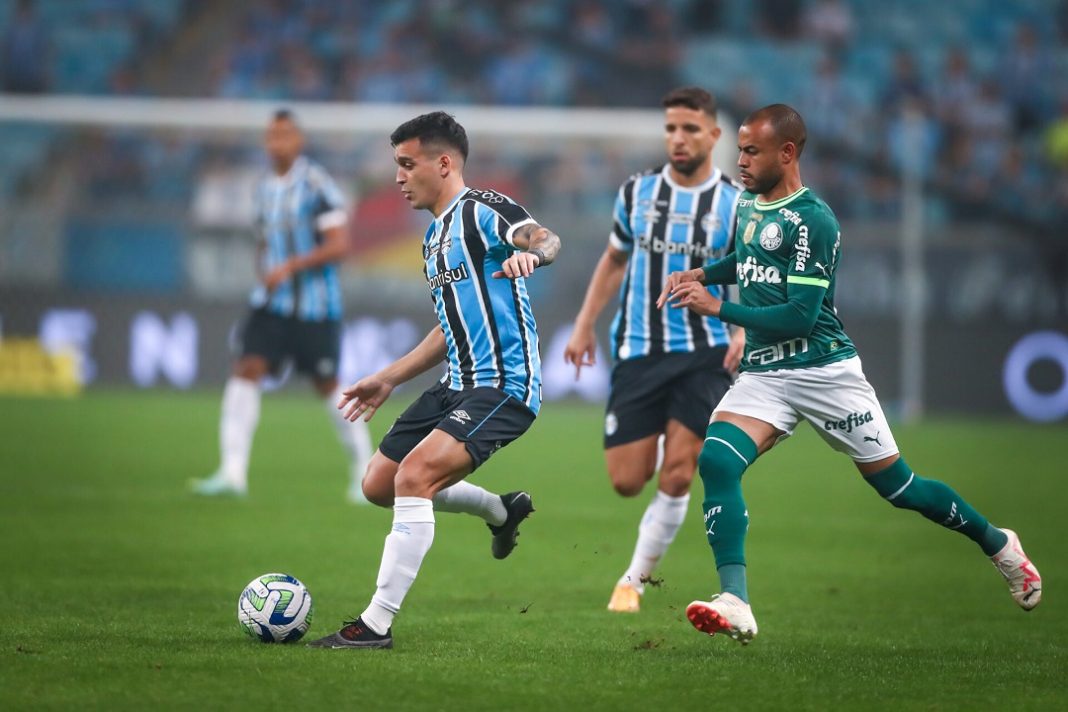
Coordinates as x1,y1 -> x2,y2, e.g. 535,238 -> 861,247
814,261 -> 829,278
863,431 -> 882,446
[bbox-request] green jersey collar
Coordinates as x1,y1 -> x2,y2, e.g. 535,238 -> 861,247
754,186 -> 808,210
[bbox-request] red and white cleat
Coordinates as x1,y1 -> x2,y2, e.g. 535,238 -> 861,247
991,528 -> 1042,611
686,593 -> 757,645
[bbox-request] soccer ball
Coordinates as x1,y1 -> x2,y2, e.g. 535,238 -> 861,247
237,573 -> 314,643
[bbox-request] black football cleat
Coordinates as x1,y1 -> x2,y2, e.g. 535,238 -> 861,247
487,491 -> 534,560
306,617 -> 393,649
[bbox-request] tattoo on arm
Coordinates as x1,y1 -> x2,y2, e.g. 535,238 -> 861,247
521,225 -> 561,267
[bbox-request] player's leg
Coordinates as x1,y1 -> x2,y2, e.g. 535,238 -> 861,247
368,384 -> 524,529
858,454 -> 1040,609
193,310 -> 278,496
295,318 -> 374,502
608,421 -> 697,612
308,429 -> 474,649
602,355 -> 674,610
685,368 -> 795,644
802,357 -> 1041,610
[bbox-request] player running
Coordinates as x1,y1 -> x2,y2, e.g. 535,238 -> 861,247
307,111 -> 561,650
660,104 -> 1042,645
564,87 -> 744,613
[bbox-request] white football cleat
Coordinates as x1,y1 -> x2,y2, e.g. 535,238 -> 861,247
991,528 -> 1042,610
686,593 -> 757,645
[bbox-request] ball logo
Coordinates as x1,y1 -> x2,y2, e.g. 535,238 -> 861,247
759,223 -> 783,251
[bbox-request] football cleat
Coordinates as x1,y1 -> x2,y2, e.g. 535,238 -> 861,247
607,583 -> 641,613
991,528 -> 1042,611
487,491 -> 534,560
306,617 -> 393,649
686,593 -> 758,645
190,473 -> 246,497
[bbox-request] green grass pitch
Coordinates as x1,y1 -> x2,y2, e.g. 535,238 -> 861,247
3,391 -> 1066,710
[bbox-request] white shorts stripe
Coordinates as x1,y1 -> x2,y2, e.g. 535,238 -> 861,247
704,436 -> 751,466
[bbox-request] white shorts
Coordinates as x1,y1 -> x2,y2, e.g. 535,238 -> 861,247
713,356 -> 899,463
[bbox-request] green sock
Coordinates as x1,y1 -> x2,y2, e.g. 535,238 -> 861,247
718,564 -> 749,603
698,422 -> 758,600
865,458 -> 1008,556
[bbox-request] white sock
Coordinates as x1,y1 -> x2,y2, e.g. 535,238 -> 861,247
219,377 -> 260,489
328,385 -> 373,489
361,497 -> 435,635
432,481 -> 507,525
619,490 -> 690,592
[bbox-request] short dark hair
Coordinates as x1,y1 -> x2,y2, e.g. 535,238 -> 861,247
661,87 -> 718,118
743,104 -> 807,157
272,108 -> 297,124
390,111 -> 469,162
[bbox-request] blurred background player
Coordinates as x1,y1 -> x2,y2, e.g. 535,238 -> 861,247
660,104 -> 1042,645
308,111 -> 561,649
192,109 -> 373,501
564,87 -> 744,613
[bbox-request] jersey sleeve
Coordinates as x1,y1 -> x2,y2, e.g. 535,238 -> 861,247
469,189 -> 535,247
785,209 -> 839,290
311,168 -> 348,232
608,182 -> 634,253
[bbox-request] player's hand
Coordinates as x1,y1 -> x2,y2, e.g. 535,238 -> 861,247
263,261 -> 294,292
338,375 -> 395,422
656,268 -> 703,309
492,251 -> 539,279
666,281 -> 722,317
563,325 -> 597,380
724,329 -> 745,373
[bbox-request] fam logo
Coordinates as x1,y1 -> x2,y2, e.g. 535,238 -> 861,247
759,222 -> 783,251
823,410 -> 873,433
736,255 -> 782,288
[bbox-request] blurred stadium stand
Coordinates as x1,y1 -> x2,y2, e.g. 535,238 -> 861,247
1,0 -> 1066,418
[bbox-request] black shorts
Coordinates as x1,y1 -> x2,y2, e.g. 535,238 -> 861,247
379,382 -> 536,470
239,308 -> 340,380
604,347 -> 732,448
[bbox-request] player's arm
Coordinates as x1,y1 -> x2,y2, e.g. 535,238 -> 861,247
494,222 -> 562,279
264,172 -> 350,290
563,244 -> 629,378
338,328 -> 447,422
655,250 -> 737,309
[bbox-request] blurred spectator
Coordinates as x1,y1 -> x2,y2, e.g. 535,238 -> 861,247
933,49 -> 979,132
2,0 -> 50,93
756,0 -> 803,39
963,79 -> 1013,176
881,51 -> 928,115
999,24 -> 1052,133
801,0 -> 855,51
797,54 -> 863,150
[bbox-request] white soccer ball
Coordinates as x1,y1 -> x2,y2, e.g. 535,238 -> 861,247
237,573 -> 314,643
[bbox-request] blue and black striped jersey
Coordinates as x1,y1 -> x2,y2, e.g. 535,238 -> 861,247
609,165 -> 740,361
250,156 -> 347,322
423,188 -> 542,415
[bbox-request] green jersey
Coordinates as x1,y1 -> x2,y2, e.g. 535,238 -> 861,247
711,186 -> 856,372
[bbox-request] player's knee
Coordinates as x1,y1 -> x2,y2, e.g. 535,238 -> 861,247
609,472 -> 646,498
361,459 -> 396,508
658,456 -> 696,496
698,422 -> 757,488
